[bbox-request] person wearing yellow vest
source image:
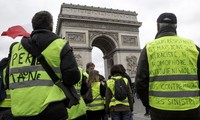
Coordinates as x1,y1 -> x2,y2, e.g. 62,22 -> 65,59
86,62 -> 105,82
0,42 -> 18,120
8,11 -> 80,120
135,12 -> 200,120
106,64 -> 134,120
85,62 -> 108,120
85,70 -> 106,120
67,67 -> 87,120
0,58 -> 13,120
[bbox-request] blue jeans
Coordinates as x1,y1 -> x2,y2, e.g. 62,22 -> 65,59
111,111 -> 134,120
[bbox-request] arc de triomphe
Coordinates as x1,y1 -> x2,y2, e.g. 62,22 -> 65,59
56,3 -> 142,81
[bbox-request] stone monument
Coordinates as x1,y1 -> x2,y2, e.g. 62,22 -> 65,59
56,3 -> 142,81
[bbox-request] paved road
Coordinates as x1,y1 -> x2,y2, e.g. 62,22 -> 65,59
133,98 -> 150,120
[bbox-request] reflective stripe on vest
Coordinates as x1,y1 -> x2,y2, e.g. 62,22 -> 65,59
107,76 -> 129,107
9,39 -> 67,116
147,36 -> 200,111
9,66 -> 59,89
87,82 -> 105,111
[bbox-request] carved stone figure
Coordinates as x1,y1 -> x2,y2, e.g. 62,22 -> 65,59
126,55 -> 137,77
122,35 -> 138,46
66,32 -> 86,43
74,54 -> 83,68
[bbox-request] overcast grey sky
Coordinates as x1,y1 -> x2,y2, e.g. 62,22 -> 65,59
0,0 -> 200,75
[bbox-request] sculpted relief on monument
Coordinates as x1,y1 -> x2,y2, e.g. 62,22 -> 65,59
121,35 -> 138,46
74,54 -> 83,68
126,55 -> 137,77
65,32 -> 86,44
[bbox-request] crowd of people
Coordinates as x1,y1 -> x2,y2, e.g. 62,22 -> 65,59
0,10 -> 135,120
0,10 -> 199,120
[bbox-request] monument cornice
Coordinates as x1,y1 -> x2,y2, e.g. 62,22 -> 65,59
61,3 -> 138,16
56,3 -> 142,34
59,14 -> 142,26
57,18 -> 140,34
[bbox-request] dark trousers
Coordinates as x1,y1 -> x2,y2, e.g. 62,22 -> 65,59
86,110 -> 104,120
14,101 -> 68,120
150,107 -> 200,120
0,108 -> 14,120
73,114 -> 87,120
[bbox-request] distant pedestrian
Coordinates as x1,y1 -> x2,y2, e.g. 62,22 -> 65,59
86,70 -> 105,120
105,65 -> 134,120
82,62 -> 108,120
86,62 -> 105,82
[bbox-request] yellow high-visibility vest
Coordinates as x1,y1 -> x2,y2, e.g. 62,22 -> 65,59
9,39 -> 67,116
146,36 -> 200,111
87,82 -> 105,111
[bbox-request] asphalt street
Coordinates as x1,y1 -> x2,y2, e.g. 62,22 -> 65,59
133,98 -> 150,120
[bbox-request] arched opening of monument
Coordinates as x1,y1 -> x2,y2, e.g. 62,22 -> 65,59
92,47 -> 105,77
91,35 -> 116,78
